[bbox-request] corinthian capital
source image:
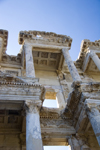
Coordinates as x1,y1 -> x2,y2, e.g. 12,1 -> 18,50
25,100 -> 42,113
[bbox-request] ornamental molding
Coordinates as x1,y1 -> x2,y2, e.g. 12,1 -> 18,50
76,39 -> 100,69
19,30 -> 72,47
0,29 -> 8,53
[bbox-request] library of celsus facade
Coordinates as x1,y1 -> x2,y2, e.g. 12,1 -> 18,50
0,29 -> 100,150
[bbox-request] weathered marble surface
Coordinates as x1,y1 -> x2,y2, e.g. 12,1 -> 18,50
0,29 -> 100,150
25,100 -> 43,150
89,50 -> 100,71
24,43 -> 35,78
62,48 -> 81,82
85,99 -> 100,146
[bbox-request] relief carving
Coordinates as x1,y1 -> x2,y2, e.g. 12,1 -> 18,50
41,52 -> 48,58
19,30 -> 72,47
25,100 -> 42,114
6,70 -> 18,76
2,54 -> 21,64
40,118 -> 72,128
40,60 -> 47,65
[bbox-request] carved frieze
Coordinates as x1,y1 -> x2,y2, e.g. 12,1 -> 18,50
40,118 -> 73,128
0,71 -> 45,101
6,70 -> 18,76
18,30 -> 72,47
2,53 -> 21,64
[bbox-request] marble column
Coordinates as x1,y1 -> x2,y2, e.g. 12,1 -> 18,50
56,91 -> 65,109
85,99 -> 100,146
89,51 -> 100,71
25,100 -> 43,150
24,43 -> 35,77
68,136 -> 80,150
62,48 -> 81,82
68,135 -> 90,150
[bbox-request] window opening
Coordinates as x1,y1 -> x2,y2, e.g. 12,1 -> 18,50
43,99 -> 57,108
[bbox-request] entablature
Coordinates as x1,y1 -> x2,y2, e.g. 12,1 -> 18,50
19,30 -> 72,48
76,39 -> 100,73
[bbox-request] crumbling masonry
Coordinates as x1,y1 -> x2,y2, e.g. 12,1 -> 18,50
0,29 -> 100,150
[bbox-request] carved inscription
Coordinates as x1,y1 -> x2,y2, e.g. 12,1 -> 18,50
6,70 -> 18,76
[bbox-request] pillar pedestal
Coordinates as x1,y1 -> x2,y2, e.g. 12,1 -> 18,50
24,43 -> 35,78
25,100 -> 43,150
62,48 -> 81,82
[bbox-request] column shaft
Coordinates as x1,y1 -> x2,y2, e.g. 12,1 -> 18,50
62,48 -> 81,82
89,51 -> 100,71
26,105 -> 43,150
24,44 -> 35,77
68,136 -> 90,150
88,108 -> 100,146
68,137 -> 80,150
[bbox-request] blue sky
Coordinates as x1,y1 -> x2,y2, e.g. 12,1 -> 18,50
0,0 -> 100,61
0,0 -> 100,149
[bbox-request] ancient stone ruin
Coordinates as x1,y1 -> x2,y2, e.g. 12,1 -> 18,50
0,29 -> 100,150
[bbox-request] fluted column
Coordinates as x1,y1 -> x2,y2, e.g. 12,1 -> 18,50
89,51 -> 100,71
25,100 -> 43,150
85,99 -> 100,146
62,48 -> 81,82
24,43 -> 35,77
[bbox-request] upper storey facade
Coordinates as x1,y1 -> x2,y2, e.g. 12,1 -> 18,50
0,29 -> 100,150
0,29 -> 100,100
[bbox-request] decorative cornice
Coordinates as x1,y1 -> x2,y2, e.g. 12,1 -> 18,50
76,39 -> 100,69
0,29 -> 8,53
80,39 -> 100,53
1,53 -> 21,64
0,71 -> 46,101
18,30 -> 72,47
